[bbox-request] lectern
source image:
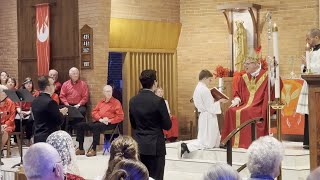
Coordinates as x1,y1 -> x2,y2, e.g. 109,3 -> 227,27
301,74 -> 320,170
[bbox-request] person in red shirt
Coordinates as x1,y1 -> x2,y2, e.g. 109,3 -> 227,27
49,69 -> 62,95
0,71 -> 8,85
75,85 -> 124,157
0,85 -> 15,150
6,77 -> 17,90
59,67 -> 89,130
14,77 -> 39,145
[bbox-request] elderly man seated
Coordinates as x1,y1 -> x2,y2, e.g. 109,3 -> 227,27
75,85 -> 124,157
23,143 -> 64,180
49,69 -> 62,95
0,84 -> 15,151
60,67 -> 89,131
247,136 -> 284,180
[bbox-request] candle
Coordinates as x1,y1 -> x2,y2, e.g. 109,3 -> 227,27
218,78 -> 223,92
272,23 -> 280,98
306,43 -> 310,70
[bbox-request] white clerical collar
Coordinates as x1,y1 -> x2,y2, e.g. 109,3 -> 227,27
250,64 -> 261,77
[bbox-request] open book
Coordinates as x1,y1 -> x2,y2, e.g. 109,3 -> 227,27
210,87 -> 229,100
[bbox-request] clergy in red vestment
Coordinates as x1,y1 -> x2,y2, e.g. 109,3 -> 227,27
221,54 -> 277,149
0,85 -> 16,149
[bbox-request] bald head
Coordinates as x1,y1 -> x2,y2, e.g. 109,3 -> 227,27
23,143 -> 64,180
103,85 -> 113,101
306,28 -> 320,47
49,69 -> 59,82
69,67 -> 79,82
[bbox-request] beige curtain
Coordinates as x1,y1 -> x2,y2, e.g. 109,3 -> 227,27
122,51 -> 177,135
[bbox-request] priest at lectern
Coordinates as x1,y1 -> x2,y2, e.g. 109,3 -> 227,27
221,52 -> 278,149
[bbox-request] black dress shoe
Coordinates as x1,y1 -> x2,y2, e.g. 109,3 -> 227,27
303,145 -> 309,149
181,142 -> 190,157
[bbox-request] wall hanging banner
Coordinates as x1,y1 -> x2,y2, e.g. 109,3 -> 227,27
36,3 -> 50,76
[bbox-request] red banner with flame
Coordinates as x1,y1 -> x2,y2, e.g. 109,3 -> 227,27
36,3 -> 50,76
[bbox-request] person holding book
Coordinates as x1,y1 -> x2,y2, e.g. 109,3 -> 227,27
221,50 -> 278,149
179,69 -> 228,157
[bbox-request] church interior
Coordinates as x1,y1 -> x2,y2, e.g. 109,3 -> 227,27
1,0 -> 320,179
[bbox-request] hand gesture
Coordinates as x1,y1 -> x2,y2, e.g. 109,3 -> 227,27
59,107 -> 68,116
229,98 -> 240,108
218,98 -> 229,104
74,104 -> 81,109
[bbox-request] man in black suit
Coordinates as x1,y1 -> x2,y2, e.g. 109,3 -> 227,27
32,76 -> 68,143
129,69 -> 172,180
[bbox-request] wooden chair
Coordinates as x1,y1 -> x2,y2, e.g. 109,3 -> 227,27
6,132 -> 22,158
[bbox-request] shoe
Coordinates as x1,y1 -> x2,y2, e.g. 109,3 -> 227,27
303,145 -> 309,150
178,142 -> 190,158
86,149 -> 97,157
75,148 -> 85,155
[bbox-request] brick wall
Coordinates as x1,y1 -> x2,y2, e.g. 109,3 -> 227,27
79,0 -> 111,111
177,0 -> 319,136
111,0 -> 180,22
0,1 -> 18,79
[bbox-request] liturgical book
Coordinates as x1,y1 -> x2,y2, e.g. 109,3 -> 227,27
210,87 -> 229,100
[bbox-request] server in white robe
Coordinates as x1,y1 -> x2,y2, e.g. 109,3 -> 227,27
297,28 -> 320,149
179,69 -> 227,157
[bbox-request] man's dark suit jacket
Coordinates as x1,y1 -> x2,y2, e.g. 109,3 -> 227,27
31,93 -> 64,143
129,89 -> 172,156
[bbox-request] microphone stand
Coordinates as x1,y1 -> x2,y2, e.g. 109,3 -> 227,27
0,112 -> 3,165
12,101 -> 24,168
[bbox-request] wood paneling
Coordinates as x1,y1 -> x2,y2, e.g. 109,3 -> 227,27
17,0 -> 79,86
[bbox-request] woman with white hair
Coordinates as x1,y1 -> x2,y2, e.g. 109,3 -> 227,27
247,136 -> 284,180
46,130 -> 84,180
203,163 -> 240,180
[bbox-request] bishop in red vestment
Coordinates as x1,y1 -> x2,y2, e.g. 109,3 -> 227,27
221,58 -> 277,149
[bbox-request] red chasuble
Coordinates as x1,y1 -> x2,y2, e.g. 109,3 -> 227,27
221,69 -> 275,149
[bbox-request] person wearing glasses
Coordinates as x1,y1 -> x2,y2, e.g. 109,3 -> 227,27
31,76 -> 68,143
23,143 -> 65,180
297,28 -> 320,149
221,51 -> 278,149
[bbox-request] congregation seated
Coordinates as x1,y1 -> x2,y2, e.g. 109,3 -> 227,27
46,130 -> 84,180
203,163 -> 240,180
49,69 -> 62,95
247,136 -> 283,180
14,77 -> 38,145
104,136 -> 139,179
23,142 -> 64,180
76,85 -> 124,157
307,166 -> 320,180
154,87 -> 179,142
109,159 -> 149,180
0,84 -> 16,151
0,71 -> 8,85
6,77 -> 17,90
60,67 -> 89,130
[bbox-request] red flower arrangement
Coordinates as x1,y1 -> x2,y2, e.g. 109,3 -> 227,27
213,65 -> 230,78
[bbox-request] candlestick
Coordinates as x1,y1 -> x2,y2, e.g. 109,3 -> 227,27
272,23 -> 280,98
306,43 -> 311,72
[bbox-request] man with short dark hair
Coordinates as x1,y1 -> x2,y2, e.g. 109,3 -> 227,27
32,76 -> 68,143
129,69 -> 171,180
